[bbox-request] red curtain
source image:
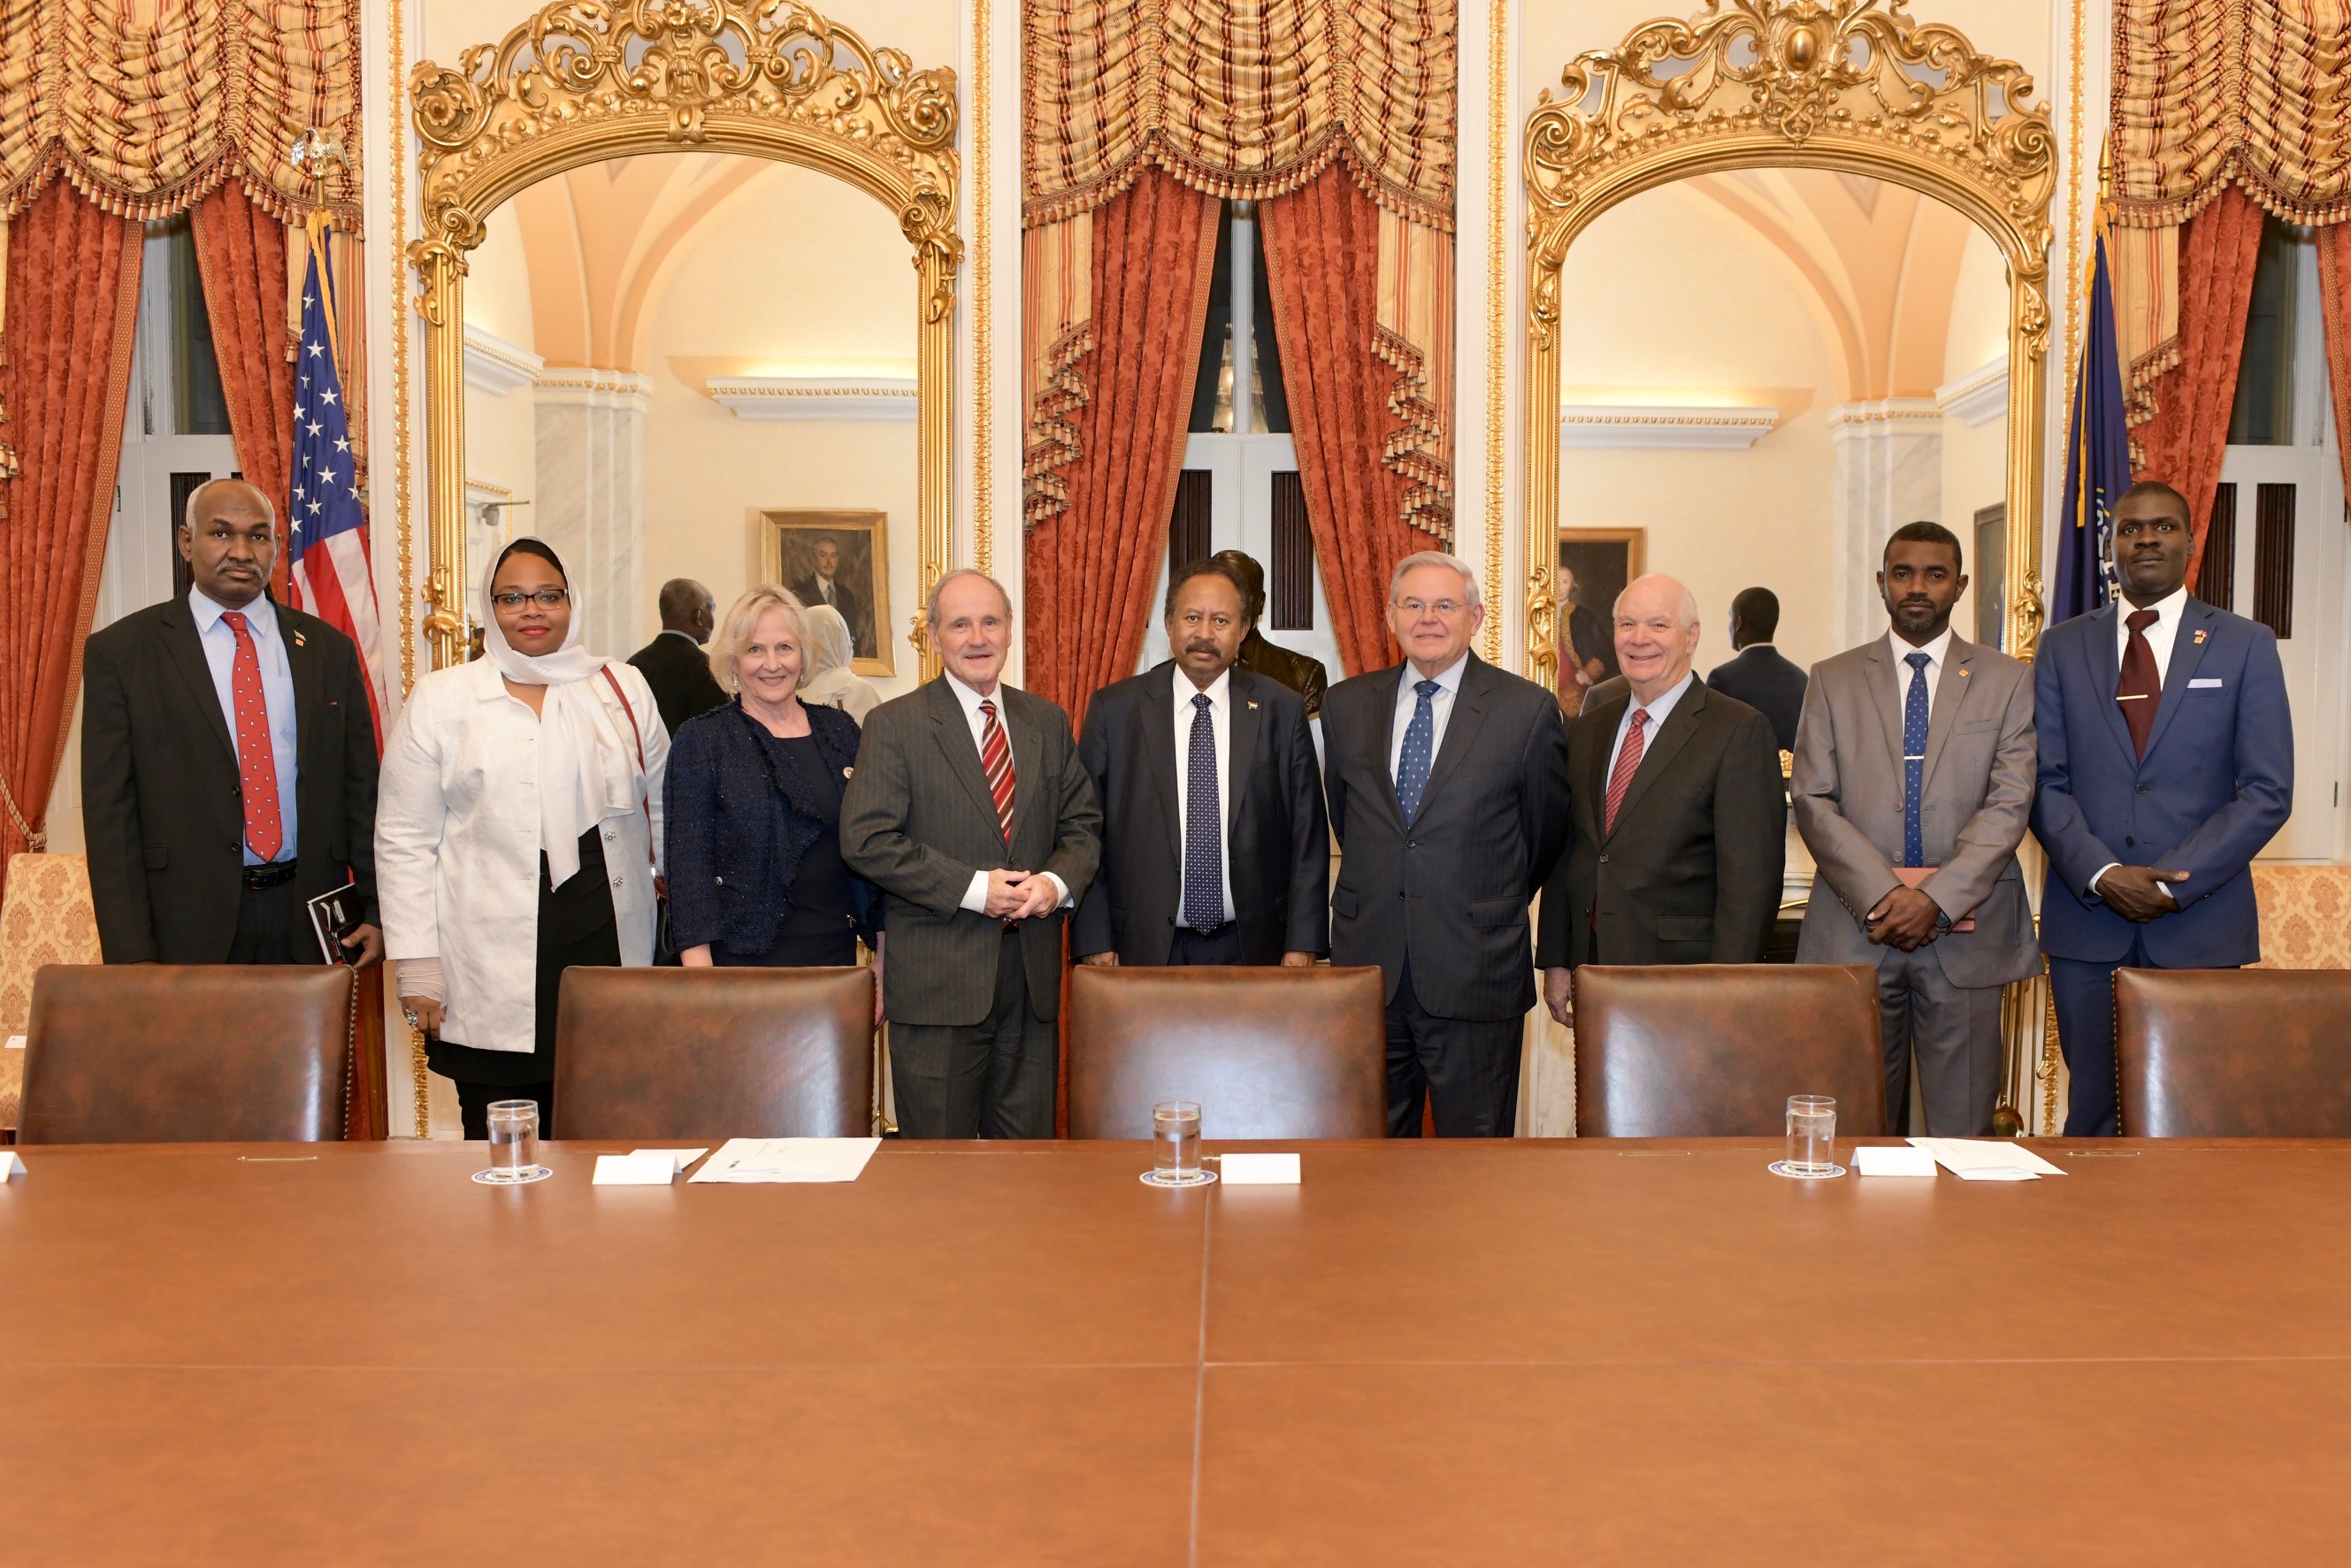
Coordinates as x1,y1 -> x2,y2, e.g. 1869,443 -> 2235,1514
191,181 -> 296,603
1022,168 -> 1218,731
2133,186 -> 2266,585
0,185 -> 142,884
2318,226 -> 2351,519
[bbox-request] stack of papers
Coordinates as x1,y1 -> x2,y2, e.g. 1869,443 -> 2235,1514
686,1137 -> 881,1184
1852,1143 -> 1938,1176
591,1148 -> 708,1186
1907,1137 -> 2069,1181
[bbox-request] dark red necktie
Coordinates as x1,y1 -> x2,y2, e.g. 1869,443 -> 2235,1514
978,699 -> 1015,845
2117,608 -> 2161,757
1603,708 -> 1649,835
221,611 -> 285,861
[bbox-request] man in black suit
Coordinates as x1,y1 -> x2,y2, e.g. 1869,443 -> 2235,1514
1704,585 -> 1808,753
80,478 -> 382,967
1321,552 -> 1572,1136
627,577 -> 726,736
1076,559 -> 1327,968
1540,574 -> 1786,1024
787,536 -> 873,660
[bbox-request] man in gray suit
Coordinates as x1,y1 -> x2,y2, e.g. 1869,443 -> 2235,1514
841,570 -> 1101,1138
1792,522 -> 2037,1135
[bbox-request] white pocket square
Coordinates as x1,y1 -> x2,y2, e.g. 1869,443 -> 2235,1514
2188,677 -> 2224,689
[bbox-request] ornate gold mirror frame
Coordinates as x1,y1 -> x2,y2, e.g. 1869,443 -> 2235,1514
408,0 -> 961,672
1522,0 -> 2056,686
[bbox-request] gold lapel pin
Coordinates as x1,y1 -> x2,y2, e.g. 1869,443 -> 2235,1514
293,631 -> 306,647
2194,629 -> 2208,644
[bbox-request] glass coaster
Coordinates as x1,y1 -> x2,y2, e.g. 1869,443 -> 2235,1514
1768,1160 -> 1847,1180
1139,1169 -> 1218,1188
472,1165 -> 554,1185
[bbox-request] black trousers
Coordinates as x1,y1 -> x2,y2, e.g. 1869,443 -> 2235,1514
1167,923 -> 1246,965
888,928 -> 1057,1139
226,876 -> 303,964
456,1080 -> 555,1142
1384,960 -> 1521,1137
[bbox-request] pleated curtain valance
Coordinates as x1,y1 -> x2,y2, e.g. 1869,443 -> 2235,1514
1023,0 -> 1458,233
0,0 -> 363,226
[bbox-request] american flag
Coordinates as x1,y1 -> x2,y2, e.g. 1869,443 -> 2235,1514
287,225 -> 389,743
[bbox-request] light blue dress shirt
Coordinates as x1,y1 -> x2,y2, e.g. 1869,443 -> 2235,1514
188,588 -> 299,865
1388,654 -> 1470,779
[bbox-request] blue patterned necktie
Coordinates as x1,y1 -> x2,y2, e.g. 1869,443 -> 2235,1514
1182,692 -> 1224,929
1395,679 -> 1440,824
1902,650 -> 1931,867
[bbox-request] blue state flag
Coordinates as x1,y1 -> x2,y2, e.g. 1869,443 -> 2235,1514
2055,216 -> 2132,623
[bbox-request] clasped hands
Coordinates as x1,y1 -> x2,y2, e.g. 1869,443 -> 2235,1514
1862,885 -> 1944,952
984,867 -> 1062,922
2097,864 -> 2190,923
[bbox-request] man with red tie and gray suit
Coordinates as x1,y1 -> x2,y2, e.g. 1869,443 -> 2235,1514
2032,479 -> 2294,1136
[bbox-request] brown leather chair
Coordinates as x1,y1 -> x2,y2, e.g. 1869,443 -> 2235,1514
19,964 -> 355,1143
1574,963 -> 1886,1137
2117,968 -> 2351,1137
1067,965 -> 1385,1139
552,966 -> 873,1140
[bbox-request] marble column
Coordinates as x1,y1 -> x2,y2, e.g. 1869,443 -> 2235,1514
1828,399 -> 1943,649
533,369 -> 651,659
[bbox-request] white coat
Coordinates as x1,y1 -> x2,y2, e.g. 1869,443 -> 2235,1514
376,657 -> 670,1054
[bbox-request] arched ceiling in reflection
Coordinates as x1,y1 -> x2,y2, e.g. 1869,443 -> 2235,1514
1677,167 -> 1984,403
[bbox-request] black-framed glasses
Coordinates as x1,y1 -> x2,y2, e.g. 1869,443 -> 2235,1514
490,588 -> 571,609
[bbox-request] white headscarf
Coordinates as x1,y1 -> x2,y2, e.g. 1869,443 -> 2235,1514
480,540 -> 643,885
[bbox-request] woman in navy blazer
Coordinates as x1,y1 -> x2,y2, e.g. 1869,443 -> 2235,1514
664,585 -> 877,968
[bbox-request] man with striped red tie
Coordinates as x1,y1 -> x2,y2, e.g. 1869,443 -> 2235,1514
842,570 -> 1101,1138
1537,573 -> 1786,1027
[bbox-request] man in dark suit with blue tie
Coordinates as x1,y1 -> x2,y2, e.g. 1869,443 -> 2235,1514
2033,479 -> 2294,1136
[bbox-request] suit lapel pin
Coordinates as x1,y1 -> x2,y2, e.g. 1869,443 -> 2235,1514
1247,700 -> 1260,710
2194,629 -> 2208,644
293,631 -> 306,647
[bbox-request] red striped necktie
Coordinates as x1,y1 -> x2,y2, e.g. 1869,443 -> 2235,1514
1603,708 -> 1649,836
978,698 -> 1015,845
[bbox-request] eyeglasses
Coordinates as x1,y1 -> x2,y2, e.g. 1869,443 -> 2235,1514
1394,598 -> 1468,619
490,588 -> 571,609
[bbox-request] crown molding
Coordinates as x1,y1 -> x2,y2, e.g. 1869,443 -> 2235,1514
1934,357 -> 2010,427
462,324 -> 545,396
1558,403 -> 1780,451
706,376 -> 921,423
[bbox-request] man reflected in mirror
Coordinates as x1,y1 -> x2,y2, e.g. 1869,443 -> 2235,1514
628,577 -> 726,736
1704,586 -> 1807,754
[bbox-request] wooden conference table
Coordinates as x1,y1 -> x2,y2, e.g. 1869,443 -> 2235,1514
4,1137 -> 2348,1564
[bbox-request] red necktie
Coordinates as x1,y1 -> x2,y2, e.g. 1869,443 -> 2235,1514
2117,608 -> 2162,757
1603,708 -> 1649,836
221,611 -> 285,861
978,699 -> 1015,845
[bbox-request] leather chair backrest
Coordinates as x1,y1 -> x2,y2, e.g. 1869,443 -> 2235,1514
1574,963 -> 1885,1137
1068,965 -> 1386,1139
553,966 -> 873,1141
19,963 -> 355,1143
2117,968 -> 2351,1137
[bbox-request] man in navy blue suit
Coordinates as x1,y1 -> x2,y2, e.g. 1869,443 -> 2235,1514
2032,480 -> 2294,1135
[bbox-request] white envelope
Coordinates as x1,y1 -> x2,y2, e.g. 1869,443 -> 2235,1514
1853,1143 -> 1937,1176
631,1147 -> 708,1174
1219,1152 -> 1301,1185
593,1152 -> 680,1185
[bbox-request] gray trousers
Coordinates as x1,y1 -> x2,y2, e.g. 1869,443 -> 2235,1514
887,927 -> 1058,1139
1876,943 -> 2005,1136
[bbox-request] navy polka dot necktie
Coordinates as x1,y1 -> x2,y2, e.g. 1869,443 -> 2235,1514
1903,651 -> 1931,867
1396,679 -> 1439,825
1181,692 -> 1224,930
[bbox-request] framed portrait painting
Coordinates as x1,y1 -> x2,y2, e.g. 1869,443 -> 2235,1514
1556,528 -> 1645,685
754,509 -> 893,677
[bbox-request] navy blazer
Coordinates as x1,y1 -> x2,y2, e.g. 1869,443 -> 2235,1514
662,699 -> 876,956
2031,596 -> 2293,967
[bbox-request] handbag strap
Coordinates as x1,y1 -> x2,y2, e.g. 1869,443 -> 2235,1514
600,665 -> 660,876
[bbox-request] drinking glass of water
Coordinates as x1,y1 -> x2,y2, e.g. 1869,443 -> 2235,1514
1141,1100 -> 1215,1187
1769,1095 -> 1844,1180
475,1099 -> 548,1185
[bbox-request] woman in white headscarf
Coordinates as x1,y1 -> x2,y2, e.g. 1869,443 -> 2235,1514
376,539 -> 669,1138
794,600 -> 883,723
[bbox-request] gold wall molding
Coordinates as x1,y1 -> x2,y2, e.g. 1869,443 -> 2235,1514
972,0 -> 994,582
1523,0 -> 2058,686
407,0 -> 961,677
1482,0 -> 1506,664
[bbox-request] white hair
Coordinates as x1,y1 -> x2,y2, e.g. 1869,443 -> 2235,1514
183,476 -> 278,533
1387,551 -> 1482,611
1612,574 -> 1699,627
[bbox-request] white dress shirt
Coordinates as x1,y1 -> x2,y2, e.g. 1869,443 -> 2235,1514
2090,585 -> 2195,901
188,588 -> 300,865
1888,624 -> 1957,723
1390,654 -> 1469,781
945,672 -> 1070,913
1171,665 -> 1237,928
1606,670 -> 1696,784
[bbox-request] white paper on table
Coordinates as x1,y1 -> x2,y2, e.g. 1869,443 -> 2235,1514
1219,1152 -> 1301,1184
631,1147 -> 709,1175
4,1034 -> 23,1050
1852,1143 -> 1937,1176
0,1151 -> 25,1177
1908,1137 -> 2067,1181
593,1152 -> 679,1186
686,1137 -> 881,1184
